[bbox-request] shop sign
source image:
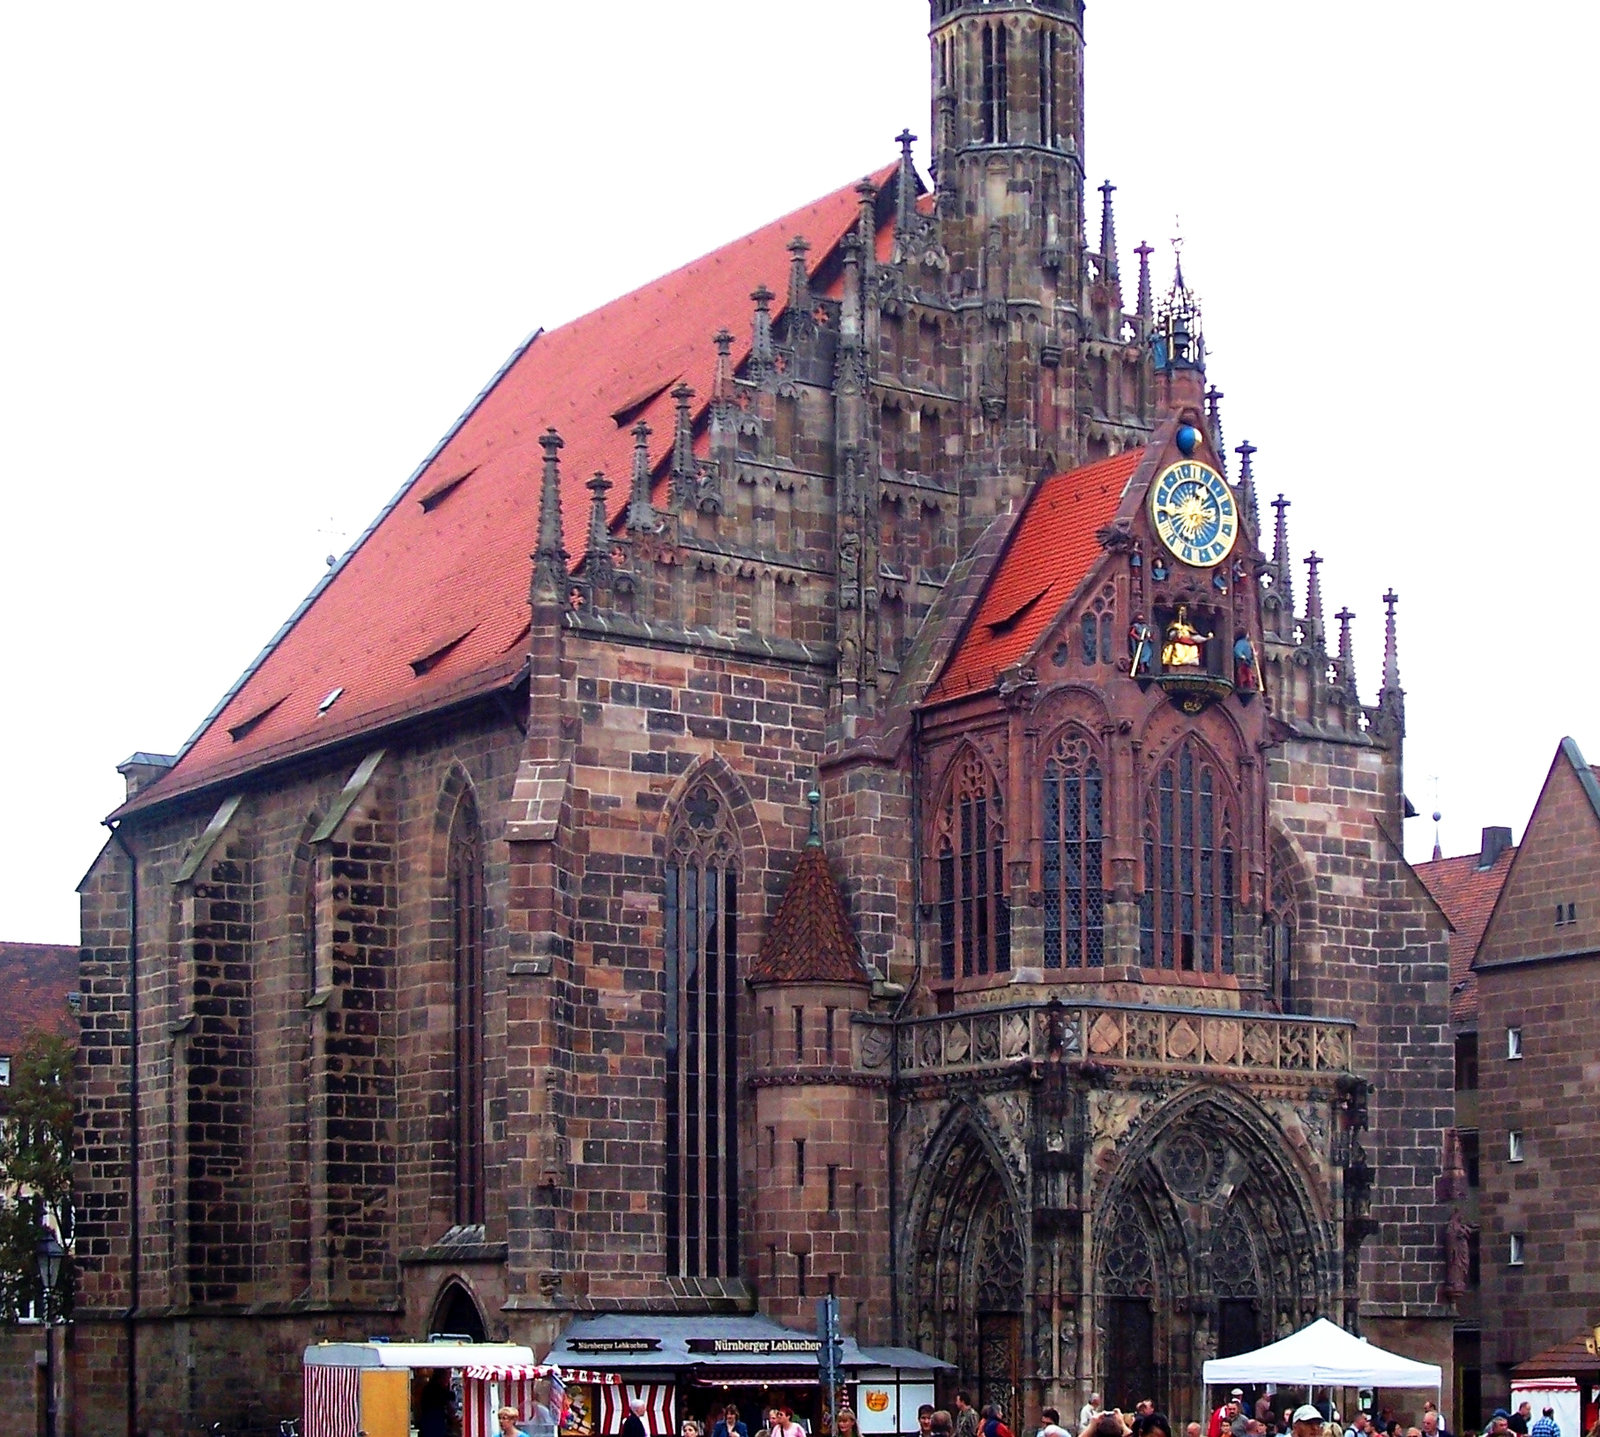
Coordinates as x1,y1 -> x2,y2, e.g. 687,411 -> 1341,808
568,1338 -> 662,1353
686,1338 -> 820,1355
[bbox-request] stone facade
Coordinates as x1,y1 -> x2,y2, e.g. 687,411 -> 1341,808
72,3 -> 1457,1434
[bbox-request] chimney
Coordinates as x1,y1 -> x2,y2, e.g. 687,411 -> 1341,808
1478,825 -> 1512,870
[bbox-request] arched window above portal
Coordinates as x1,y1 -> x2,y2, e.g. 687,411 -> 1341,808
931,745 -> 1010,983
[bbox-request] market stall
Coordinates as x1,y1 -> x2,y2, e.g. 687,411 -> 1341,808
542,1313 -> 951,1435
462,1361 -> 627,1437
1512,1331 -> 1600,1437
303,1340 -> 535,1437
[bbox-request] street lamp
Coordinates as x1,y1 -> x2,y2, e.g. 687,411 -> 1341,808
36,1227 -> 65,1437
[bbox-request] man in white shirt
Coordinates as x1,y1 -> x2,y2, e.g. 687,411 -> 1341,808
1080,1398 -> 1103,1432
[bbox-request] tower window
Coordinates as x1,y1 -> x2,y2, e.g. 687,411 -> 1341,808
1508,1233 -> 1524,1267
1141,739 -> 1237,974
981,21 -> 1009,143
1041,733 -> 1105,969
1508,1130 -> 1524,1163
1039,28 -> 1059,148
795,1138 -> 806,1188
793,1004 -> 804,1060
448,791 -> 486,1227
1507,1026 -> 1522,1060
827,1165 -> 838,1212
664,780 -> 741,1279
935,749 -> 1011,980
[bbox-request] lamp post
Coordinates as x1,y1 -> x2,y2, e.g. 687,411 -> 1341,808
36,1227 -> 65,1437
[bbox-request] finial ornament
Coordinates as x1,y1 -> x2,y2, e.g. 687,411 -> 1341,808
626,419 -> 657,533
532,427 -> 569,603
806,781 -> 823,848
1335,605 -> 1358,700
1304,551 -> 1325,638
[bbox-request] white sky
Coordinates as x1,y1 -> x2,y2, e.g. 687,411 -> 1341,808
2,2 -> 1594,944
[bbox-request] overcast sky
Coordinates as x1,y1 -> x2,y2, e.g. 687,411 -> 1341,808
2,2 -> 1594,944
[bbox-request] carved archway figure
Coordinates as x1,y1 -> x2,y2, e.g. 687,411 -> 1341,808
907,1116 -> 1027,1415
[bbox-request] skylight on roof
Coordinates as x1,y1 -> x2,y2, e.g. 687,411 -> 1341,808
317,687 -> 343,714
227,695 -> 286,742
987,585 -> 1049,637
418,467 -> 476,513
610,374 -> 680,428
410,626 -> 476,678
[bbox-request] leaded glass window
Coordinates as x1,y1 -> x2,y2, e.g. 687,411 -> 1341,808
448,792 -> 485,1226
664,780 -> 740,1278
1042,732 -> 1105,969
1140,738 -> 1237,974
935,749 -> 1010,980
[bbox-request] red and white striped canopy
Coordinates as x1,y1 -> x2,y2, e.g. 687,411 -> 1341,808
466,1364 -> 622,1384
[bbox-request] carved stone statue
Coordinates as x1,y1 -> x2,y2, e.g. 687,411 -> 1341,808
1442,1209 -> 1476,1298
1128,614 -> 1156,678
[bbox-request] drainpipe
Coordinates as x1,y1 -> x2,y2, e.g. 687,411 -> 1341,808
108,821 -> 139,1437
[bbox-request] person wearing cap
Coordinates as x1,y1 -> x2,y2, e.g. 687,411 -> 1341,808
1485,1411 -> 1512,1437
1211,1398 -> 1244,1437
1292,1404 -> 1325,1437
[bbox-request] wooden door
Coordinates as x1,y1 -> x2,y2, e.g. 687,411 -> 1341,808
978,1313 -> 1021,1424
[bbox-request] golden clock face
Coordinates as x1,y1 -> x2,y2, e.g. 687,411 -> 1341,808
1150,459 -> 1239,568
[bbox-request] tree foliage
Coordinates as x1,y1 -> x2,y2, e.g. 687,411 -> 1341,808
0,1030 -> 75,1321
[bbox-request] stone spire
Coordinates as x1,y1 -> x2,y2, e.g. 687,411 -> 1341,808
1303,552 -> 1324,645
670,382 -> 697,509
855,178 -> 878,278
895,129 -> 918,240
626,419 -> 656,532
531,427 -> 568,605
1381,588 -> 1403,697
1098,179 -> 1121,288
584,470 -> 614,601
749,287 -> 775,379
786,236 -> 811,319
1271,493 -> 1294,619
1135,241 -> 1154,323
1205,385 -> 1226,475
1235,440 -> 1259,533
1335,605 -> 1357,701
712,327 -> 736,421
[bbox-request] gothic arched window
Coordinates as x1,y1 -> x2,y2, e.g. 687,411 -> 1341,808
1139,738 -> 1237,975
664,779 -> 740,1278
1042,732 -> 1105,969
981,21 -> 1008,143
1265,865 -> 1297,1011
935,749 -> 1010,980
448,791 -> 485,1226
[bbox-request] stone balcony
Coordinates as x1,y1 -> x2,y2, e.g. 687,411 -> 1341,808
858,998 -> 1355,1085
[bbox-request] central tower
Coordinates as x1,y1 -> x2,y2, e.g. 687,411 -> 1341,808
928,0 -> 1149,535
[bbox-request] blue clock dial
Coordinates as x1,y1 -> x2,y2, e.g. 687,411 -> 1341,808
1150,460 -> 1239,568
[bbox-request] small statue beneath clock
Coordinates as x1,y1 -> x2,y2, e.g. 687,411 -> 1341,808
1233,634 -> 1259,691
1128,614 -> 1156,679
1161,604 -> 1211,668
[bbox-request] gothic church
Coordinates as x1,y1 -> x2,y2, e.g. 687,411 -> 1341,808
74,2 -> 1457,1431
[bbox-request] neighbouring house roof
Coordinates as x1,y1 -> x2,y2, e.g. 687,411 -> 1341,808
117,164 -> 901,818
1513,1332 -> 1600,1380
1414,845 -> 1515,1025
924,448 -> 1143,704
749,841 -> 869,986
0,942 -> 78,1052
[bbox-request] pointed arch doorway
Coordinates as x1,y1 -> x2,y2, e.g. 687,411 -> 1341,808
430,1278 -> 488,1342
908,1122 -> 1026,1417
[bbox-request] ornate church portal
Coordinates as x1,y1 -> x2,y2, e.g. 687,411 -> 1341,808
903,1082 -> 1343,1422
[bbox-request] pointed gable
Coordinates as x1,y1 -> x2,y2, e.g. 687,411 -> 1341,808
1414,846 -> 1515,1023
750,844 -> 868,987
122,164 -> 899,815
925,448 -> 1144,704
1475,736 -> 1600,971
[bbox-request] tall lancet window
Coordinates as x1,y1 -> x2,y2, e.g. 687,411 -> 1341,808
664,780 -> 740,1278
981,21 -> 1009,143
935,749 -> 1011,980
448,791 -> 485,1226
1042,732 -> 1105,969
1140,739 -> 1237,975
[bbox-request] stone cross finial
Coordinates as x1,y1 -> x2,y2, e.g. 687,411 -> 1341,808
626,419 -> 656,532
531,427 -> 569,604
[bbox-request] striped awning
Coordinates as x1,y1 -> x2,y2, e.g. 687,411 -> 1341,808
465,1364 -> 622,1385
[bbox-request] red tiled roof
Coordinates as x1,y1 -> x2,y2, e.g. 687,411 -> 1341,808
0,943 -> 77,1051
926,449 -> 1142,703
1413,846 -> 1515,1024
126,165 -> 899,814
750,843 -> 868,986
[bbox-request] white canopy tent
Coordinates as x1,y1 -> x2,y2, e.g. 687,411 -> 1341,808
1202,1318 -> 1443,1390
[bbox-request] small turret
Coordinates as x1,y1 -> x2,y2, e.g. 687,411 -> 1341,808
1303,551 -> 1325,646
625,420 -> 657,533
530,427 -> 569,607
